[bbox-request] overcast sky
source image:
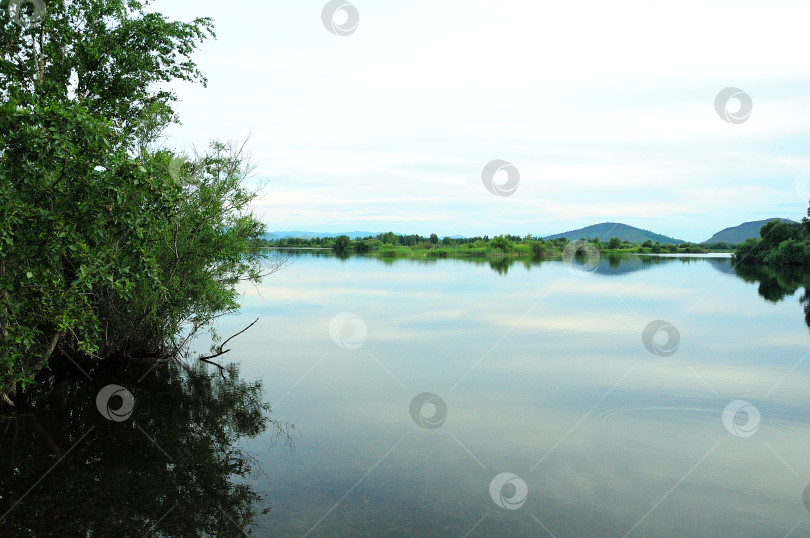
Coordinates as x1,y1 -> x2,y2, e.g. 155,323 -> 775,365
160,0 -> 810,242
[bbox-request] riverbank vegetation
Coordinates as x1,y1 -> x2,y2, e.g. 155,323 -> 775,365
259,233 -> 734,260
1,2 -> 269,405
733,218 -> 810,266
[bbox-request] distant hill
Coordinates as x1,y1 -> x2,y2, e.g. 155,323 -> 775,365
262,231 -> 467,240
543,222 -> 683,244
702,218 -> 796,244
262,231 -> 378,240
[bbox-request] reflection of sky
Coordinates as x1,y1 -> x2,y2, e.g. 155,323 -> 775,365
213,253 -> 810,536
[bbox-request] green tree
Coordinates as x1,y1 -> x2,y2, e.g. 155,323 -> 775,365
489,235 -> 513,252
530,241 -> 546,258
0,1 -> 266,403
377,231 -> 397,245
333,235 -> 351,252
429,233 -> 439,245
403,234 -> 420,246
0,0 -> 213,143
608,237 -> 623,249
760,220 -> 800,247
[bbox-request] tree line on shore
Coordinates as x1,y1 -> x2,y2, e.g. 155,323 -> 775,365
733,214 -> 810,266
258,233 -> 734,258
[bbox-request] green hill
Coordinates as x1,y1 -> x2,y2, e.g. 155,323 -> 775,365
543,222 -> 683,244
702,219 -> 796,244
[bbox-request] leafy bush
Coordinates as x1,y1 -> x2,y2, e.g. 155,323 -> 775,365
530,241 -> 547,258
333,235 -> 351,252
763,239 -> 810,266
489,235 -> 514,252
0,105 -> 266,398
0,1 -> 266,402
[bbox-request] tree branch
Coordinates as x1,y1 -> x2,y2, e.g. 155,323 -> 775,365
197,317 -> 259,379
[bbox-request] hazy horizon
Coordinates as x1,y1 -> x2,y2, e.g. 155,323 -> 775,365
261,216 -> 793,244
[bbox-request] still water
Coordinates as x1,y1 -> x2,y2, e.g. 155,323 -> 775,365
3,252 -> 810,536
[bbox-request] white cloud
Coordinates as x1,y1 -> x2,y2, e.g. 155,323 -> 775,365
161,0 -> 810,240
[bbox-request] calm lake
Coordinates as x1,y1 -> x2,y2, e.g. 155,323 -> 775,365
4,251 -> 810,536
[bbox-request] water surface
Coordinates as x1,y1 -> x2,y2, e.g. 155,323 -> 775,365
4,252 -> 810,537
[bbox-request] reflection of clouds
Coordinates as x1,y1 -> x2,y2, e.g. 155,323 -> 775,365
483,312 -> 640,334
223,253 -> 810,534
473,340 -> 810,401
685,301 -> 761,316
545,279 -> 692,300
398,308 -> 469,322
442,389 -> 810,532
241,283 -> 442,302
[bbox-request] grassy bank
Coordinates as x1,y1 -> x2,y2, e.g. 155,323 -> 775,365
257,233 -> 734,260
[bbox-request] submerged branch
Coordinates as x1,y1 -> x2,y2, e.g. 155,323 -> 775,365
198,317 -> 259,379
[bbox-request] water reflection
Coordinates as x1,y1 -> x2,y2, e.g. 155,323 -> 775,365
0,361 -> 292,536
269,249 -> 810,332
269,248 -> 734,277
732,263 -> 810,329
60,248 -> 808,536
242,250 -> 810,536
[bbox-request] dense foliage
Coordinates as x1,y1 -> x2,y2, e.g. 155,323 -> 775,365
1,1 -> 267,403
733,218 -> 810,266
258,232 -> 730,259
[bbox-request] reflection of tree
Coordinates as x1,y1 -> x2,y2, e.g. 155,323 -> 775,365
732,264 -> 808,302
0,361 -> 292,536
273,249 -> 738,279
732,264 -> 810,330
488,257 -> 512,275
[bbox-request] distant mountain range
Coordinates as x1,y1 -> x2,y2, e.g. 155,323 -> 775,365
262,231 -> 378,240
265,218 -> 797,245
263,231 -> 466,240
701,218 -> 796,244
543,222 -> 683,244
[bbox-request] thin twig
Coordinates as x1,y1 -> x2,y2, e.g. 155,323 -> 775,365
197,317 -> 259,379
